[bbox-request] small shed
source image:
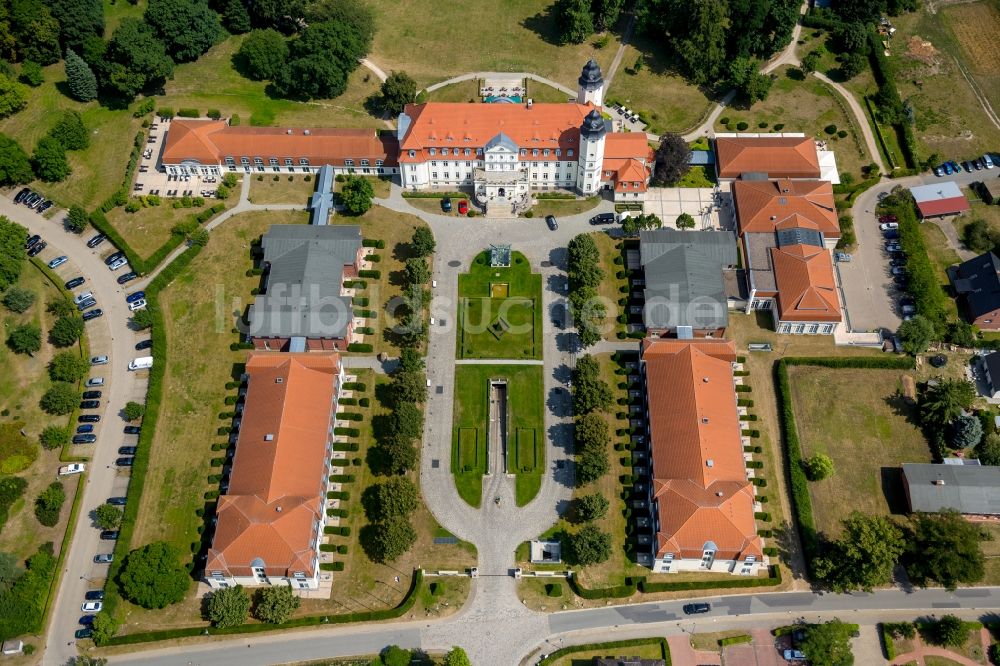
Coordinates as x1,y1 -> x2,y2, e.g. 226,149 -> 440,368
909,181 -> 970,218
1,640 -> 23,656
529,540 -> 562,564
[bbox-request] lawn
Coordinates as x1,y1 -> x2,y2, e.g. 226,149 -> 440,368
787,366 -> 932,539
606,39 -> 714,134
333,175 -> 391,200
457,250 -> 543,360
451,364 -> 545,507
105,198 -> 233,259
546,639 -> 669,666
980,521 -> 1000,586
590,233 -> 626,341
367,0 -> 621,89
530,196 -> 601,219
713,66 -> 872,181
247,175 -> 317,205
426,79 -> 572,104
328,204 -> 430,356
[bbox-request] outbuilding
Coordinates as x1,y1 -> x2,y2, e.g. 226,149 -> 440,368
909,181 -> 970,218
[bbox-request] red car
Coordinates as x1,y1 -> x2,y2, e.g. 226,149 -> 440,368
458,200 -> 468,215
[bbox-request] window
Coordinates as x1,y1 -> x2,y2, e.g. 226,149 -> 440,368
466,161 -> 471,167
432,172 -> 437,179
543,162 -> 549,168
476,148 -> 483,155
542,173 -> 548,179
267,158 -> 277,166
299,158 -> 309,166
224,157 -> 234,165
429,148 -> 436,156
361,159 -> 369,166
532,172 -> 537,179
431,161 -> 437,167
441,148 -> 449,156
464,148 -> 471,156
376,159 -> 384,166
345,159 -> 354,166
253,157 -> 263,165
543,149 -> 550,156
520,149 -> 526,156
408,149 -> 416,158
284,158 -> 293,166
444,172 -> 449,179
555,149 -> 561,157
567,149 -> 574,157
532,148 -> 539,156
604,171 -> 611,177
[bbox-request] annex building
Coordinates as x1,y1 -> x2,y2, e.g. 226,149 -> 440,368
640,339 -> 765,575
205,352 -> 343,590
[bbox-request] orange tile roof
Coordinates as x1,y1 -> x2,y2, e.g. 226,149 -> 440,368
732,179 -> 838,237
641,340 -> 761,561
206,352 -> 340,579
161,119 -> 399,167
770,244 -> 842,322
715,136 -> 821,179
604,132 -> 653,161
611,158 -> 650,192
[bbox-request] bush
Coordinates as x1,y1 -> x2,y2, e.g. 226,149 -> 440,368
177,108 -> 199,118
3,286 -> 35,313
825,124 -> 838,134
736,121 -> 749,130
545,583 -> 563,597
347,343 -> 373,353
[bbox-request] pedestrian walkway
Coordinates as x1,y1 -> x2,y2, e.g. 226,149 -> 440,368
666,636 -> 721,666
889,629 -> 991,665
455,358 -> 544,365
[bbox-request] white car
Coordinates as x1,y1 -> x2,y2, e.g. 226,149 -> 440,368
109,257 -> 128,271
74,291 -> 94,305
86,377 -> 104,387
81,601 -> 102,613
58,463 -> 86,476
128,298 -> 147,312
48,255 -> 68,269
880,222 -> 899,231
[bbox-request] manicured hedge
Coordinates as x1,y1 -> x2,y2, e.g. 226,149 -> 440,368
357,270 -> 381,279
342,382 -> 366,391
103,571 -> 423,645
334,427 -> 360,437
329,474 -> 355,483
783,356 -> 915,370
347,343 -> 373,353
566,575 -> 636,600
401,191 -> 465,199
327,491 -> 349,500
538,638 -> 670,666
719,635 -> 752,647
775,359 -> 816,570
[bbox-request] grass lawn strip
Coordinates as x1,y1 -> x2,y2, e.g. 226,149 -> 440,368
247,175 -> 317,206
591,233 -> 626,341
530,196 -> 601,218
105,199 -> 235,259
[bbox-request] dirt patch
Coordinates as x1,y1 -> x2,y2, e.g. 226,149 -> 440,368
905,35 -> 940,65
901,374 -> 917,401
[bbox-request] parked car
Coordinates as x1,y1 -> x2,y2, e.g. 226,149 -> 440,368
125,291 -> 146,304
117,271 -> 138,285
834,252 -> 852,262
14,188 -> 30,203
79,615 -> 96,626
48,255 -> 68,269
82,308 -> 103,322
128,298 -> 147,312
902,304 -> 916,315
545,215 -> 558,230
885,242 -> 902,252
76,424 -> 94,434
889,257 -> 906,267
118,446 -> 137,455
65,276 -> 85,289
974,157 -> 984,170
25,234 -> 41,249
783,649 -> 806,661
985,153 -> 995,169
683,603 -> 711,614
933,165 -> 944,176
93,553 -> 114,563
109,257 -> 128,271
440,197 -> 452,212
99,530 -> 119,541
457,199 -> 468,215
123,425 -> 141,435
74,291 -> 94,305
72,434 -> 97,444
891,266 -> 906,276
86,377 -> 104,387
962,160 -> 974,172
116,457 -> 134,467
589,212 -> 616,225
75,628 -> 93,640
80,400 -> 100,409
76,298 -> 97,311
106,497 -> 127,506
78,414 -> 100,423
883,229 -> 900,240
943,162 -> 954,175
104,251 -> 125,266
91,355 -> 109,365
59,463 -> 86,475
880,222 -> 899,231
82,390 -> 102,400
81,602 -> 102,613
27,241 -> 46,257
37,200 -> 53,213
86,233 -> 106,248
135,339 -> 152,350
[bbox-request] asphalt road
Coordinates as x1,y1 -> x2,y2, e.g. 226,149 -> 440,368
0,193 -> 149,666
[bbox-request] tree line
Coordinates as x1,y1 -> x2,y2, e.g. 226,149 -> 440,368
567,234 -> 607,348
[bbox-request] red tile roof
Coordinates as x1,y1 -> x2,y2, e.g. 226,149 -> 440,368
206,352 -> 340,580
732,179 -> 838,237
641,339 -> 762,562
715,136 -> 821,179
770,244 -> 842,322
915,197 -> 970,218
161,119 -> 399,167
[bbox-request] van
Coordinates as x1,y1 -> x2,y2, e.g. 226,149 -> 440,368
128,356 -> 153,371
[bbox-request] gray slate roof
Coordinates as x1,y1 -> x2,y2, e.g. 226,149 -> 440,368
639,229 -> 738,331
902,463 -> 1000,515
248,225 -> 361,339
950,251 -> 1000,321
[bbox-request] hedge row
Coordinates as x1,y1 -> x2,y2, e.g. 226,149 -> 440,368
347,343 -> 373,352
401,191 -> 465,198
866,28 -> 919,168
783,356 -> 915,370
637,565 -> 781,593
566,576 -> 636,600
538,638 -> 670,666
896,200 -> 949,334
103,571 -> 423,645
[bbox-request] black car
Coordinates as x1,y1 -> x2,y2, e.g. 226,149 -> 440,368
14,188 -> 30,203
104,251 -> 125,266
962,160 -> 974,172
117,271 -> 138,285
99,530 -> 119,540
79,414 -> 101,423
37,200 -> 53,213
883,229 -> 900,240
545,215 -> 558,230
72,434 -> 97,444
82,309 -> 104,322
119,446 -> 137,455
75,628 -> 93,640
82,390 -> 102,400
80,400 -> 100,409
25,234 -> 41,249
123,425 -> 141,435
76,424 -> 94,434
135,339 -> 152,351
27,241 -> 46,257
589,212 -> 616,225
889,257 -> 906,267
683,602 -> 711,614
106,497 -> 127,506
65,276 -> 86,289
84,590 -> 104,601
441,197 -> 452,213
79,615 -> 96,626
86,233 -> 106,249
116,457 -> 134,467
894,275 -> 909,287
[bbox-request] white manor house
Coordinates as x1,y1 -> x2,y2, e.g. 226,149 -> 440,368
160,61 -> 652,215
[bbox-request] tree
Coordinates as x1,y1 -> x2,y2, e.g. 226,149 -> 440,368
8,323 -> 41,354
94,503 -> 123,530
839,52 -> 867,80
100,19 -> 174,101
904,510 -> 984,590
566,524 -> 611,565
803,453 -> 834,481
119,541 -> 189,608
676,212 -> 695,229
567,234 -> 603,290
303,0 -> 375,47
73,656 -> 110,666
340,175 -> 374,215
573,355 -> 612,414
386,401 -> 423,442
404,257 -> 430,286
813,511 -> 905,592
361,477 -> 418,523
48,110 -> 89,152
920,378 -> 976,430
144,0 -> 223,63
380,646 -> 413,666
961,218 -> 994,253
34,481 -> 65,527
656,0 -> 729,85
388,370 -> 426,405
0,217 -> 27,293
9,0 -> 62,64
48,0 -> 104,52
800,51 -> 820,74
835,0 -> 886,23
924,614 -> 967,647
221,0 -> 252,34
50,315 -> 84,347
410,226 -> 435,258
442,647 -> 472,666
951,413 -> 982,449
376,71 -> 416,116
123,401 -> 146,421
253,584 -> 299,623
39,425 -> 69,450
32,136 -> 70,182
132,308 -> 154,330
244,0 -> 305,31
206,584 -> 251,628
272,20 -> 367,100
360,516 -> 416,563
3,286 -> 34,313
0,134 -> 33,186
575,493 -> 609,522
64,50 -> 98,102
235,28 -> 288,81
0,551 -> 23,590
19,61 -> 43,87
592,0 -> 624,31
372,436 -> 417,475
553,0 -> 594,45
799,620 -> 855,666
729,57 -> 772,103
66,205 -> 89,234
46,298 -> 75,318
897,315 -> 934,355
575,412 -> 610,485
0,75 -> 27,120
653,133 -> 691,185
975,431 -> 1000,465
398,347 -> 424,373
40,382 -> 77,414
49,351 -> 89,382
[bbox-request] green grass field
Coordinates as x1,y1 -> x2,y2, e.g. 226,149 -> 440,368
451,364 -> 545,507
457,251 -> 542,360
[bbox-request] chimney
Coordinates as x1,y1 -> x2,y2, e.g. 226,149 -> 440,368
264,434 -> 274,441
286,129 -> 293,135
303,129 -> 311,135
933,479 -> 946,486
701,417 -> 709,424
275,377 -> 283,384
275,506 -> 282,512
716,491 -> 724,497
706,459 -> 714,467
526,98 -> 533,109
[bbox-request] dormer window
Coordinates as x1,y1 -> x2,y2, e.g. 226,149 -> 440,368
568,149 -> 574,157
441,148 -> 449,156
429,148 -> 436,156
408,149 -> 416,158
344,159 -> 354,166
532,148 -> 539,156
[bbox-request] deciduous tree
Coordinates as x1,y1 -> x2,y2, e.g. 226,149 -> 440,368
49,351 -> 89,382
123,401 -> 146,421
340,174 -> 374,215
8,323 -> 41,354
553,0 -> 594,45
359,516 -> 416,563
39,425 -> 69,450
50,315 -> 84,347
803,453 -> 834,481
975,431 -> 1000,466
376,71 -> 416,117
653,133 -> 691,186
3,286 -> 35,313
572,354 -> 612,414
904,510 -> 984,590
574,493 -> 609,522
100,19 -> 174,101
676,212 -> 695,229
253,584 -> 299,623
132,308 -> 154,330
144,0 -> 223,62
404,257 -> 430,286
236,29 -> 288,81
48,111 -> 89,151
575,412 -> 610,485
0,75 -> 28,120
361,477 -> 418,523
32,136 -> 70,182
66,205 -> 89,234
442,647 -> 473,666
48,0 -> 104,52
94,503 -> 123,530
0,134 -> 33,186
34,482 -> 66,527
814,511 -> 904,592
799,620 -> 855,666
897,315 -> 934,355
410,227 -> 435,258
221,0 -> 252,34
119,541 -> 189,609
40,382 -> 77,414
206,584 -> 250,628
565,524 -> 611,565
729,57 -> 772,103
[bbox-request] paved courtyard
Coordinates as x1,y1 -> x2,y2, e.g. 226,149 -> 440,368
642,185 -> 735,231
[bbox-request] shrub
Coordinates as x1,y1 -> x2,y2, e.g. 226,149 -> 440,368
736,121 -> 749,130
177,108 -> 199,118
824,124 -> 837,134
545,583 -> 563,597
